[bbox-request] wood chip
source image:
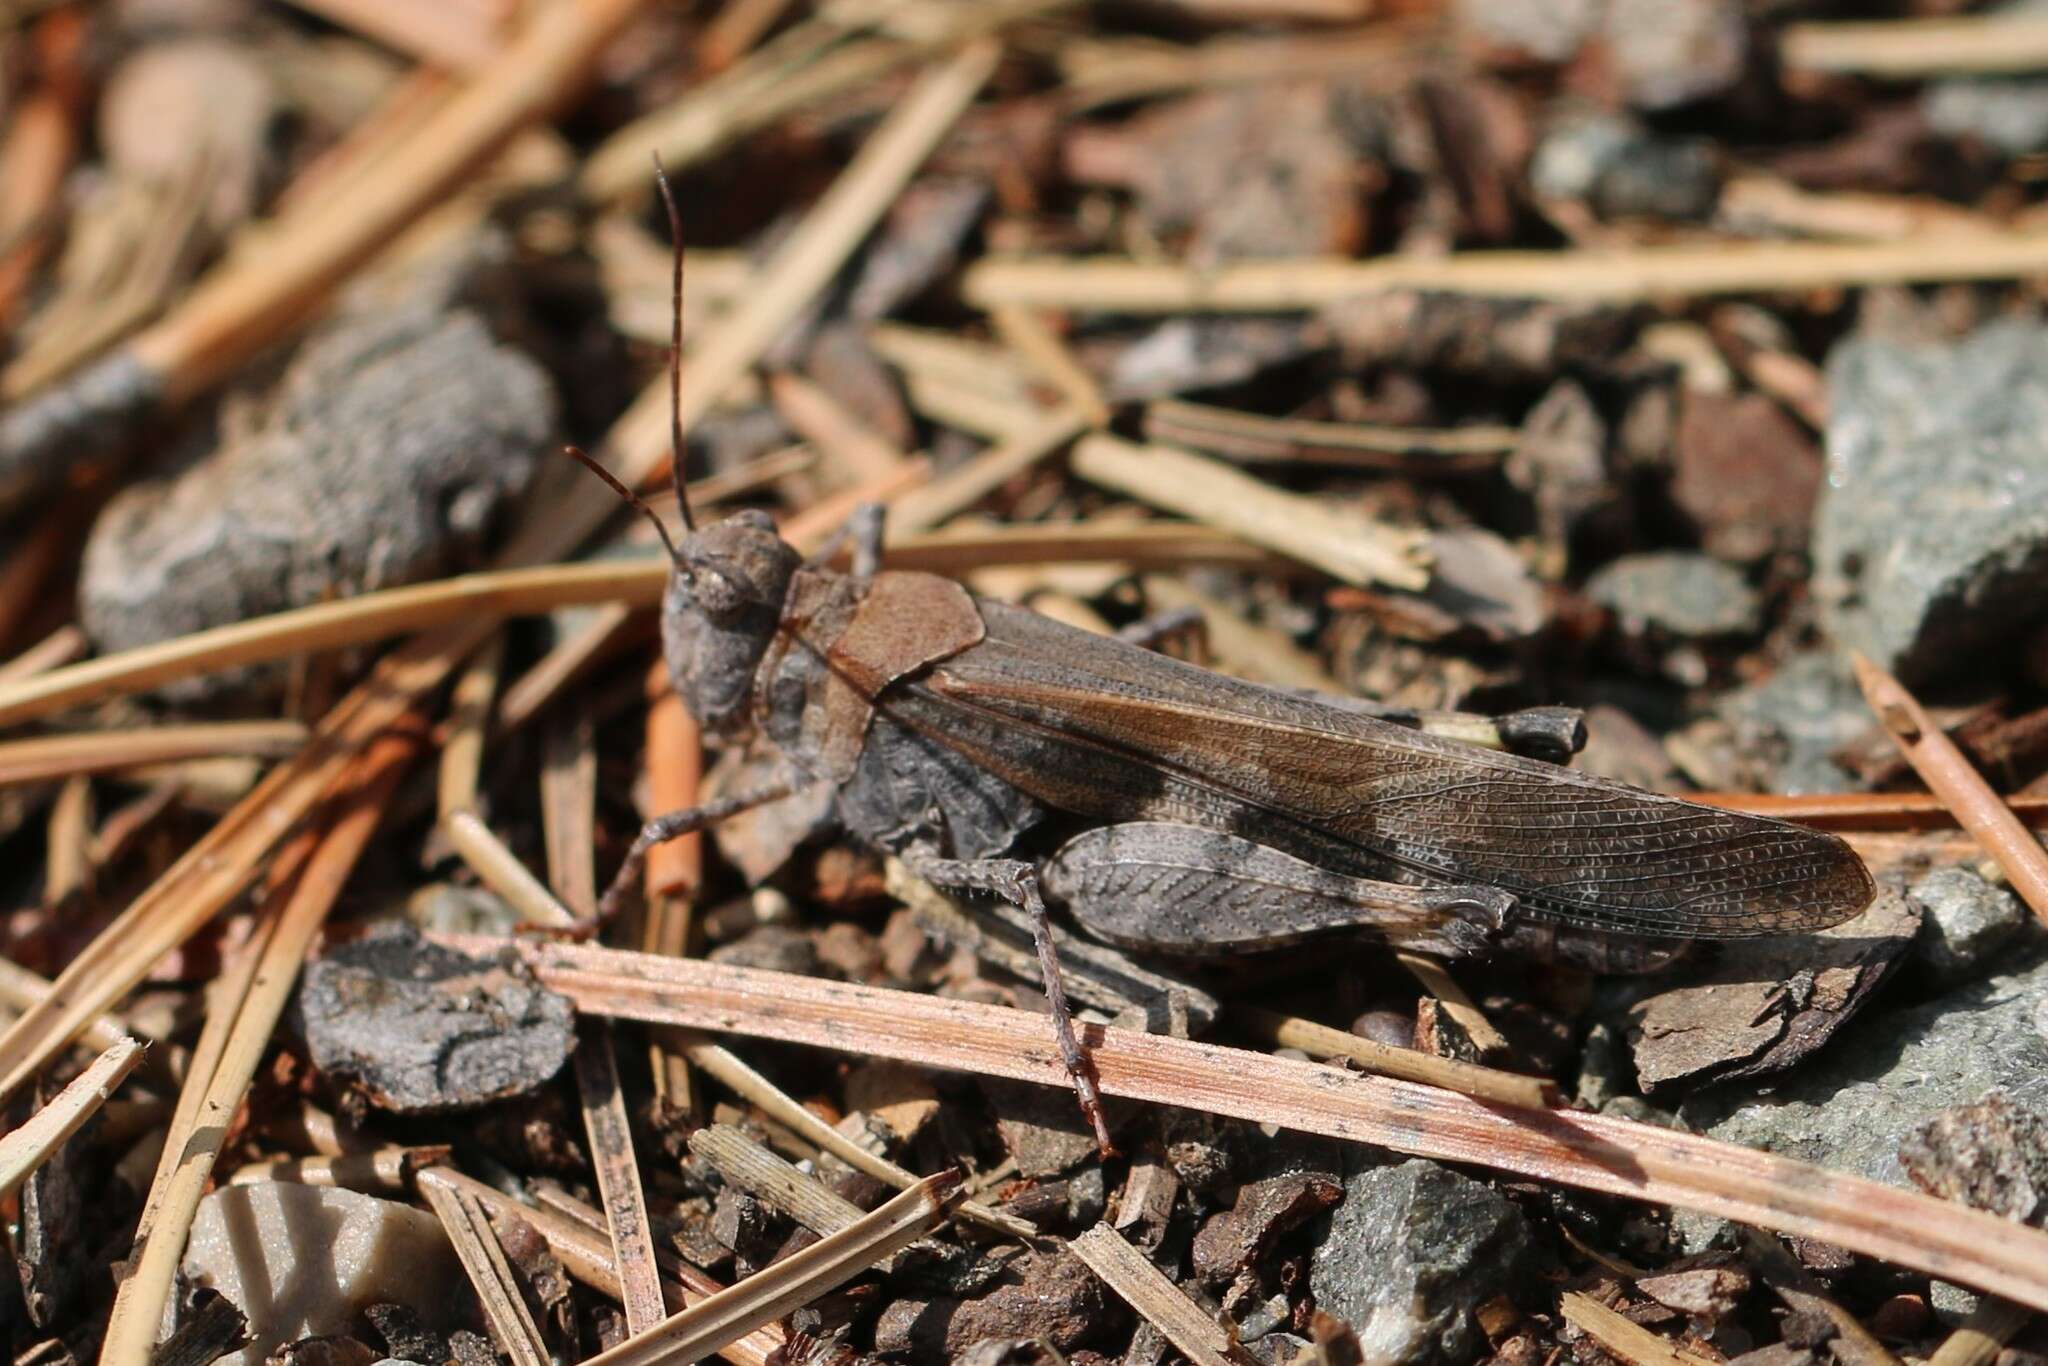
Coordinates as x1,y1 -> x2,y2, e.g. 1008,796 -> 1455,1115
1069,1224 -> 1250,1366
0,1036 -> 143,1201
1559,1291 -> 1717,1366
418,1169 -> 552,1366
576,1026 -> 667,1337
576,1171 -> 962,1366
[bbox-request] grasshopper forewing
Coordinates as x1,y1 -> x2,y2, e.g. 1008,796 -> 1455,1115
888,598 -> 1876,943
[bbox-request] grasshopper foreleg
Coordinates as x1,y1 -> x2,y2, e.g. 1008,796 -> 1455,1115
598,779 -> 800,922
902,848 -> 1115,1157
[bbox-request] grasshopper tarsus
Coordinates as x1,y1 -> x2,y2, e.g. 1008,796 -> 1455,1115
597,780 -> 798,923
906,848 -> 1116,1157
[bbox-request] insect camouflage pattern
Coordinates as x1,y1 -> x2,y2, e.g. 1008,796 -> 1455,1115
587,170 -> 1877,1151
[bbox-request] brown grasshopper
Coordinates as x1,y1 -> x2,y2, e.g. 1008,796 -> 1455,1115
576,172 -> 1876,1151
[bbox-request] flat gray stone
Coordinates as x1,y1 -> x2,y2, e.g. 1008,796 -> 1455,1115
1711,650 -> 1866,794
1681,953 -> 2048,1194
1309,1159 -> 1534,1365
1587,551 -> 1760,639
1814,321 -> 2048,682
298,924 -> 575,1114
182,1183 -> 465,1366
1910,866 -> 2035,988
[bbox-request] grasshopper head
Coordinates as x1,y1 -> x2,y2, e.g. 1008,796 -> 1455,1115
662,509 -> 800,734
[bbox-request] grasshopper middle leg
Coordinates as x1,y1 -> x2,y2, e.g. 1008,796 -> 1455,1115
597,779 -> 800,922
902,847 -> 1115,1156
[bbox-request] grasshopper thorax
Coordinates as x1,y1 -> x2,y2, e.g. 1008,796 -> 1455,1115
662,508 -> 801,735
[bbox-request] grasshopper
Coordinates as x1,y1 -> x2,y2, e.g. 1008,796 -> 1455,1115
577,172 -> 1876,1151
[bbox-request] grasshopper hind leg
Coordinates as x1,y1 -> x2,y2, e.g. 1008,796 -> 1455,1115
901,847 -> 1116,1157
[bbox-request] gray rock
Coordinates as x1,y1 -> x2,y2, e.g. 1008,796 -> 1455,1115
1681,953 -> 2048,1195
1922,4 -> 2048,155
81,276 -> 554,703
183,1183 -> 464,1366
1910,867 -> 2033,987
1925,78 -> 2048,155
1587,552 -> 1761,640
1600,0 -> 1748,110
1712,651 -> 1866,793
298,924 -> 576,1114
1309,1159 -> 1535,1365
1814,321 -> 2048,682
1530,112 -> 1721,221
1454,0 -> 1598,61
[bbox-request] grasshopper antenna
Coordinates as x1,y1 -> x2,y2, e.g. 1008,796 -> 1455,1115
561,443 -> 680,563
651,153 -> 695,533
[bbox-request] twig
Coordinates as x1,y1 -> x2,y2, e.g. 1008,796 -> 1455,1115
45,775 -> 90,904
0,958 -> 129,1057
575,1026 -> 667,1337
495,602 -> 651,735
642,663 -> 703,1115
581,3 -> 1058,199
988,306 -> 1111,427
577,1172 -> 963,1366
542,712 -> 601,918
1781,15 -> 2048,76
0,525 -> 1278,734
769,370 -> 910,488
1928,1297 -> 2032,1366
1069,1225 -> 1250,1366
281,0 -> 504,71
688,1123 -> 883,1246
1393,953 -> 1511,1056
869,321 -> 1040,415
697,0 -> 800,71
0,560 -> 660,731
1056,23 -> 1420,108
473,938 -> 2048,1312
961,233 -> 2048,312
227,1147 -> 442,1197
667,1030 -> 1037,1239
1138,574 -> 1336,691
98,728 -> 419,1366
1071,434 -> 1432,590
1693,789 -> 2048,830
549,36 -> 999,564
418,1170 -> 552,1366
419,1166 -> 781,1366
444,809 -> 581,930
643,664 -> 704,904
888,406 -> 1089,533
0,1036 -> 142,1201
438,634 -> 504,822
1852,653 -> 2048,926
1144,398 -> 1515,473
0,720 -> 307,788
1236,1008 -> 1557,1109
0,624 -> 84,682
1559,1292 -> 1717,1366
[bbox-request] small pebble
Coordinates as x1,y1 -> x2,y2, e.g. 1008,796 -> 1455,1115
182,1184 -> 464,1366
